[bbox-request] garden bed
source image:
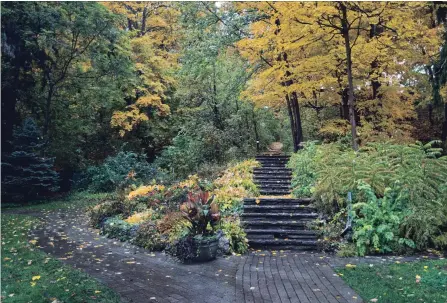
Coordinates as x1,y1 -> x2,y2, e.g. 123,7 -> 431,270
87,160 -> 260,260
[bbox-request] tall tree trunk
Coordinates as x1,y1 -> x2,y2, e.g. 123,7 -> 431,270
341,87 -> 350,120
43,84 -> 55,137
286,95 -> 298,151
275,17 -> 303,152
340,3 -> 359,150
290,92 -> 303,151
252,109 -> 260,152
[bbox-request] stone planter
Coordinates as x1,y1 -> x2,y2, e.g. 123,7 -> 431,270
192,236 -> 218,262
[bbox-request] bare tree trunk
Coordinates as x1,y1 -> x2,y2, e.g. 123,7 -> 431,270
286,95 -> 298,152
44,84 -> 55,137
252,109 -> 260,152
340,3 -> 359,150
290,92 -> 303,151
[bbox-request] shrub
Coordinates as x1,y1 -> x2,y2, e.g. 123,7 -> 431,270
101,216 -> 137,241
213,160 -> 260,213
166,235 -> 197,262
219,216 -> 248,254
88,200 -> 124,228
352,182 -> 415,256
287,141 -> 319,197
289,141 -> 447,254
133,221 -> 166,251
157,212 -> 188,236
86,151 -> 162,192
336,243 -> 357,257
125,210 -> 154,224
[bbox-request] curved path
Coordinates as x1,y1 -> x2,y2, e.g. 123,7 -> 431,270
20,209 -> 362,303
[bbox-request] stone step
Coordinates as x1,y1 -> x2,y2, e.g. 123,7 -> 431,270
245,228 -> 317,236
243,205 -> 316,213
242,208 -> 318,220
259,189 -> 291,195
253,175 -> 292,180
248,239 -> 317,247
258,158 -> 289,162
242,212 -> 318,220
256,155 -> 290,160
259,163 -> 287,168
254,168 -> 292,173
255,181 -> 292,186
257,184 -> 291,190
243,198 -> 313,205
247,234 -> 317,240
257,159 -> 289,163
241,220 -> 312,229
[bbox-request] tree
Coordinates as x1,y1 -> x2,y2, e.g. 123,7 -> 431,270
236,2 -> 307,152
2,118 -> 60,202
1,2 -> 137,182
236,2 -> 443,149
105,2 -> 180,136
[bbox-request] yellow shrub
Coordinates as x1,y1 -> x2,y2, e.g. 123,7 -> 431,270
125,210 -> 154,224
212,160 -> 260,211
176,174 -> 200,189
127,185 -> 165,200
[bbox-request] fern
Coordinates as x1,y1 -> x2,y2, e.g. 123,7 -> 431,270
289,141 -> 447,252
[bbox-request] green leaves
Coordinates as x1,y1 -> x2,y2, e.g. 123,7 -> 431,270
289,141 -> 447,255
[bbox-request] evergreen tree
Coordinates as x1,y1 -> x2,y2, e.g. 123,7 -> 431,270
2,118 -> 60,202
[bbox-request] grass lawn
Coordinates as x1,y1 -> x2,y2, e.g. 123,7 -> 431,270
338,259 -> 447,303
1,211 -> 119,302
1,191 -> 113,212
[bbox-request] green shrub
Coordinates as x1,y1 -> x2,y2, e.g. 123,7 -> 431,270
287,141 -> 319,197
336,243 -> 357,257
133,221 -> 167,251
86,151 -> 162,192
219,216 -> 248,254
289,141 -> 447,254
101,216 -> 137,241
87,200 -> 124,228
352,181 -> 415,256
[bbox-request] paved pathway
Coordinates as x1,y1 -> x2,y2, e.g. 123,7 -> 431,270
19,209 -> 362,302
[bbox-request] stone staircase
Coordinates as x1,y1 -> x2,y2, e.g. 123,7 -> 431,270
242,155 -> 318,250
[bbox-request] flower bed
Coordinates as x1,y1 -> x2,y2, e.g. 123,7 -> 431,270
87,160 -> 259,258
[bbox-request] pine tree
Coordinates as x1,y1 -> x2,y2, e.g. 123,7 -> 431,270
2,118 -> 60,202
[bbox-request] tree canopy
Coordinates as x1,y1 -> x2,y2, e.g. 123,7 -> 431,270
2,1 -> 446,197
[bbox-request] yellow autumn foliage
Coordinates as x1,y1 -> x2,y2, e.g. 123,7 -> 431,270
125,210 -> 154,224
127,185 -> 165,200
235,2 -> 443,142
212,160 -> 260,212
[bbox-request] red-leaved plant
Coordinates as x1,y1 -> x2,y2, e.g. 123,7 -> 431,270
179,191 -> 220,237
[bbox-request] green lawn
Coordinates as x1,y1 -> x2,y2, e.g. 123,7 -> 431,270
338,259 -> 447,303
1,213 -> 119,302
1,191 -> 113,212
